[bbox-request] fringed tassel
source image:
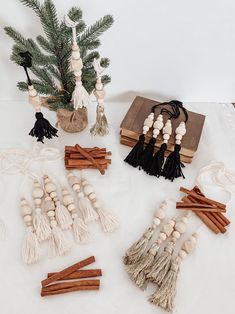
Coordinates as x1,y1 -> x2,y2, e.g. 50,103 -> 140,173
162,144 -> 185,181
96,207 -> 119,232
78,192 -> 98,223
48,223 -> 71,257
124,134 -> 145,168
72,216 -> 90,244
55,201 -> 73,230
72,81 -> 90,110
126,243 -> 160,290
33,208 -> 51,241
148,143 -> 167,176
147,242 -> 174,285
90,104 -> 109,136
139,138 -> 156,172
123,227 -> 154,265
22,227 -> 40,264
29,112 -> 58,143
148,261 -> 179,312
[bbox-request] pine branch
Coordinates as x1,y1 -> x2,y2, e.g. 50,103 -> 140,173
83,51 -> 100,66
36,35 -> 54,53
100,57 -> 110,68
17,80 -> 56,95
101,74 -> 111,85
20,0 -> 41,14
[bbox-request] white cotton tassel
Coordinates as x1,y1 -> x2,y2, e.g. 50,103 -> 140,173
48,220 -> 71,257
72,80 -> 90,110
33,208 -> 51,241
77,191 -> 98,223
96,207 -> 119,232
55,201 -> 73,230
22,226 -> 40,264
72,214 -> 90,244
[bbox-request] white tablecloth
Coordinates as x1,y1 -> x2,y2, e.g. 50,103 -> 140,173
0,100 -> 235,314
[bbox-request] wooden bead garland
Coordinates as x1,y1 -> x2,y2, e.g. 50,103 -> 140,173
67,173 -> 98,223
123,201 -> 167,266
81,178 -> 119,232
32,180 -> 51,241
61,188 -> 89,244
20,198 -> 40,264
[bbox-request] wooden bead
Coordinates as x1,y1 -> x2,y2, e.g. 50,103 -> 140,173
50,220 -> 57,227
47,210 -> 55,217
63,195 -> 74,206
153,120 -> 164,130
68,203 -> 76,212
155,208 -> 165,219
23,215 -> 32,223
153,217 -> 161,226
183,240 -> 195,254
93,201 -> 101,209
162,223 -> 174,237
83,185 -> 94,195
20,199 -> 27,206
176,126 -> 186,136
45,182 -> 56,193
163,134 -> 170,140
72,50 -> 81,60
34,198 -> 42,206
33,187 -> 44,199
169,220 -> 175,227
88,193 -> 96,200
176,140 -> 181,145
44,177 -> 50,184
21,205 -> 31,217
159,232 -> 167,241
175,221 -> 186,234
73,183 -> 80,192
172,231 -> 181,239
44,200 -> 55,212
153,129 -> 160,135
144,118 -> 153,127
179,249 -> 187,259
176,134 -> 182,140
143,125 -> 149,132
50,191 -> 57,198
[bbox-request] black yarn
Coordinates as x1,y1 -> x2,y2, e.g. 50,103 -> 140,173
19,51 -> 32,85
161,144 -> 185,181
139,137 -> 156,172
148,143 -> 167,177
124,134 -> 145,168
29,112 -> 58,143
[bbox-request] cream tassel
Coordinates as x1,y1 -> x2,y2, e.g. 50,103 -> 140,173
78,191 -> 98,223
55,200 -> 73,230
147,215 -> 189,285
72,80 -> 90,110
126,218 -> 175,290
49,220 -> 71,257
123,201 -> 167,265
149,233 -> 198,312
33,208 -> 51,241
22,226 -> 40,264
72,215 -> 90,244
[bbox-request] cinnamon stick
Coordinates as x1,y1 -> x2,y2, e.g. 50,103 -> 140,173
42,280 -> 100,293
41,285 -> 99,297
65,165 -> 108,170
41,256 -> 95,287
180,187 -> 226,210
203,212 -> 226,233
47,269 -> 102,280
215,212 -> 230,226
176,202 -> 216,209
68,152 -> 111,159
65,146 -> 106,153
177,206 -> 224,213
66,159 -> 111,166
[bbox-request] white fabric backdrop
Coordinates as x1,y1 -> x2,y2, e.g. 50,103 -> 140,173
0,100 -> 235,314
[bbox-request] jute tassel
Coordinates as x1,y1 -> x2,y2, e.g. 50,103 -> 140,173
147,215 -> 189,285
123,201 -> 167,266
67,173 -> 98,223
62,188 -> 90,244
149,233 -> 198,312
90,58 -> 109,136
20,198 -> 40,264
32,180 -> 51,241
126,218 -> 175,290
64,15 -> 90,110
81,178 -> 119,232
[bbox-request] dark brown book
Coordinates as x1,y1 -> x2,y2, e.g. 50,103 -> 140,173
120,96 -> 205,163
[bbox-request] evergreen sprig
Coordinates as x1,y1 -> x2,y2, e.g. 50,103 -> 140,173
4,0 -> 113,111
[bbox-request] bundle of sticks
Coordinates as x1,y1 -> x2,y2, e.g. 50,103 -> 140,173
41,256 -> 102,297
65,144 -> 111,175
178,186 -> 230,234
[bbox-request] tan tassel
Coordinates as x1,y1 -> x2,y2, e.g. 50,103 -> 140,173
123,201 -> 167,266
149,233 -> 198,312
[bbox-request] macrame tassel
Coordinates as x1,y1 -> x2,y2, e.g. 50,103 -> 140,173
148,261 -> 179,312
123,202 -> 167,265
29,112 -> 58,143
124,134 -> 145,168
22,228 -> 40,264
55,201 -> 73,230
78,192 -> 98,223
72,216 -> 90,244
139,138 -> 156,172
147,241 -> 174,285
148,143 -> 167,176
162,144 -> 185,181
72,80 -> 90,110
126,243 -> 160,289
49,222 -> 71,257
90,104 -> 109,136
33,209 -> 51,241
96,207 -> 119,232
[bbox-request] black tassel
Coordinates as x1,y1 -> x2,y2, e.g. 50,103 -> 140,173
161,144 -> 185,181
139,138 -> 156,172
29,112 -> 58,143
148,143 -> 167,177
124,134 -> 145,168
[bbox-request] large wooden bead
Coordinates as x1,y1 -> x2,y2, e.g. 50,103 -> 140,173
68,203 -> 76,212
179,249 -> 187,259
175,221 -> 186,234
21,205 -> 31,217
71,59 -> 83,72
68,175 -> 80,186
33,187 -> 44,199
45,182 -> 56,194
153,120 -> 164,130
83,185 -> 94,196
72,50 -> 81,60
162,223 -> 174,237
144,118 -> 153,127
172,230 -> 181,239
23,215 -> 32,223
34,198 -> 42,206
88,193 -> 96,201
44,200 -> 55,212
159,232 -> 167,241
163,120 -> 172,135
73,183 -> 81,192
155,208 -> 165,220
47,210 -> 55,217
63,195 -> 74,206
153,217 -> 161,226
163,134 -> 170,140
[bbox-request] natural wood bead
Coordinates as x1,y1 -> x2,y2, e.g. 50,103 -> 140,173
71,59 -> 83,72
73,183 -> 81,192
143,125 -> 149,132
45,182 -> 56,194
88,193 -> 96,201
176,140 -> 181,145
155,208 -> 165,219
153,217 -> 161,226
169,220 -> 175,227
94,90 -> 105,99
50,220 -> 57,227
23,215 -> 32,223
44,200 -> 55,212
21,205 -> 31,217
72,50 -> 81,60
179,249 -> 187,259
33,187 -> 44,199
20,199 -> 27,206
159,232 -> 167,241
47,210 -> 55,217
81,180 -> 89,186
175,221 -> 186,234
68,203 -> 76,212
34,198 -> 42,206
83,185 -> 94,196
172,230 -> 181,239
176,134 -> 183,140
153,129 -> 160,136
162,223 -> 174,237
144,118 -> 153,127
44,177 -> 50,184
153,120 -> 164,130
63,195 -> 74,206
163,120 -> 172,135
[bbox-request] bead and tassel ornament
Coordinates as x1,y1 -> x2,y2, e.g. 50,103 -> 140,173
81,177 -> 119,232
19,51 -> 58,143
123,201 -> 167,266
126,217 -> 176,290
61,188 -> 90,244
124,112 -> 154,168
90,58 -> 109,136
20,198 -> 40,264
149,233 -> 198,312
64,15 -> 90,110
